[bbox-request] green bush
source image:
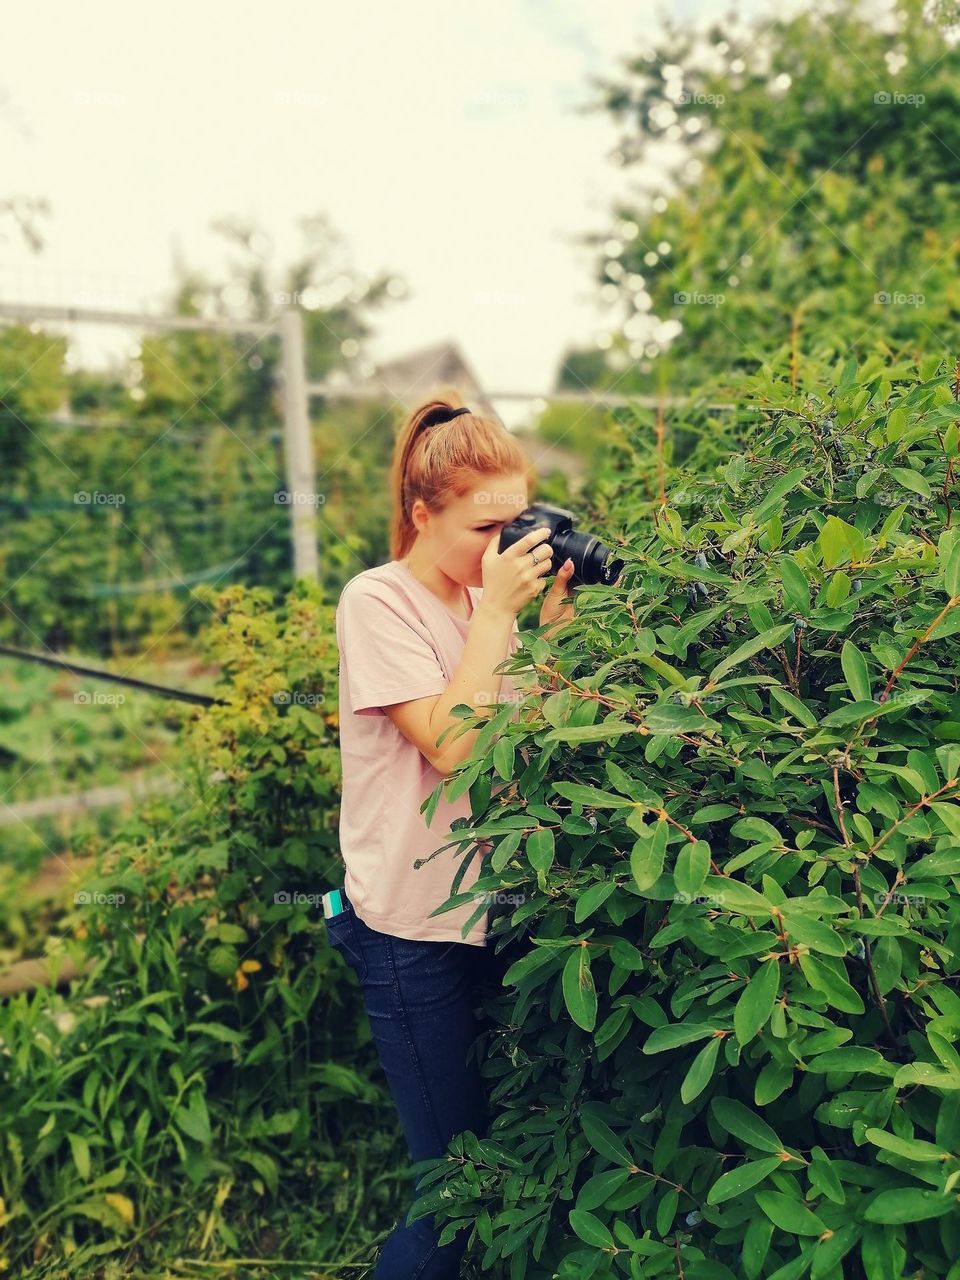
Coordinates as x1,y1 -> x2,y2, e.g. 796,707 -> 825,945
0,581 -> 406,1274
410,353 -> 960,1279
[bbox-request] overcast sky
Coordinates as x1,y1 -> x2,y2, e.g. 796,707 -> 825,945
2,0 -> 753,409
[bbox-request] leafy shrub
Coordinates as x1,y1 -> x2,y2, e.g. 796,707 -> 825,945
0,581 -> 406,1274
411,354 -> 960,1279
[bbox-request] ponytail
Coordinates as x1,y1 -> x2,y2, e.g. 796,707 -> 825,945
388,395 -> 532,561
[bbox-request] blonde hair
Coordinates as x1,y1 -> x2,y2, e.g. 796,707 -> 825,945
388,397 -> 533,561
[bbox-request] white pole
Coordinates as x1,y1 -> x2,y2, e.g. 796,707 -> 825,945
279,306 -> 319,583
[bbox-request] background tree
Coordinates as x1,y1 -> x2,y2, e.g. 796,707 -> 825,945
0,212 -> 406,651
563,0 -> 960,396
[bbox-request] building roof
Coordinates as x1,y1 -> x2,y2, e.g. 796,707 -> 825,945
372,340 -> 498,421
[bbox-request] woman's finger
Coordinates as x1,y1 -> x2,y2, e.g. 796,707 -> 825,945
505,526 -> 552,558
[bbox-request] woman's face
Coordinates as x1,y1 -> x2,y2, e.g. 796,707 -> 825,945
411,472 -> 529,587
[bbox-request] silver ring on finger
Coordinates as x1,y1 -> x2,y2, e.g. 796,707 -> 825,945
530,550 -> 541,566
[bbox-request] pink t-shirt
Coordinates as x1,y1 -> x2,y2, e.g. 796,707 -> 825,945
335,559 -> 522,947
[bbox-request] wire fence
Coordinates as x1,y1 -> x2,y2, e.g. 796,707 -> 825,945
0,296 -> 744,837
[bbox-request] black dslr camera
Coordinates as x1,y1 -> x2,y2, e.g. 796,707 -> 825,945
498,502 -> 624,588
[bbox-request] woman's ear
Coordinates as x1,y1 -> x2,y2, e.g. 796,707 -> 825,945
409,497 -> 426,533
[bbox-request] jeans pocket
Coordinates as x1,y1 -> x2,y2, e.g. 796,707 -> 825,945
325,906 -> 369,984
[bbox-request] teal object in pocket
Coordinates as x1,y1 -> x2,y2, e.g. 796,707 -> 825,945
322,887 -> 345,919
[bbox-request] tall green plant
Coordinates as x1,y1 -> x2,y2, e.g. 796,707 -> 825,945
411,353 -> 960,1279
0,582 -> 403,1274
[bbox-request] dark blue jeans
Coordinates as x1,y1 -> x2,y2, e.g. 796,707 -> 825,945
325,889 -> 521,1279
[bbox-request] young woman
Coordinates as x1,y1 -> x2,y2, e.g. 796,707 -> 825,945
329,398 -> 576,1278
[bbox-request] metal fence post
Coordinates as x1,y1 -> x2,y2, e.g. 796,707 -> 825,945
279,304 -> 319,583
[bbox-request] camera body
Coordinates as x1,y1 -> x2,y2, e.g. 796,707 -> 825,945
498,502 -> 624,587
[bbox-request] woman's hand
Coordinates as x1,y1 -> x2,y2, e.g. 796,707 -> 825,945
480,525 -> 555,618
539,558 -> 576,633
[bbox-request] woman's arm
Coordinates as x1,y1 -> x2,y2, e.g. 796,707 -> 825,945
383,596 -> 518,775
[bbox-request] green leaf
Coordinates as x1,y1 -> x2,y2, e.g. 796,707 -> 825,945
889,467 -> 931,499
492,737 -> 515,782
779,909 -> 847,957
824,570 -> 851,607
818,516 -> 866,569
860,1223 -> 900,1280
680,1034 -> 721,1103
185,1021 -> 245,1044
562,945 -> 597,1032
707,1156 -> 782,1205
207,944 -> 239,978
444,759 -> 482,803
526,828 -> 556,878
574,881 -> 617,923
675,603 -> 729,651
780,557 -> 811,614
930,802 -> 960,838
634,653 -> 689,688
864,1128 -> 951,1162
730,817 -> 783,845
490,829 -> 522,873
542,722 -> 634,744
885,404 -> 908,442
68,1132 -> 91,1182
216,923 -> 248,944
911,848 -> 960,876
568,1208 -> 615,1248
819,698 -> 916,728
808,1150 -> 845,1205
798,953 -> 864,1014
734,959 -> 780,1045
645,1023 -> 725,1054
753,468 -> 808,522
643,704 -> 720,735
238,1150 -> 279,1196
810,1223 -> 859,1278
755,1061 -> 793,1105
863,1188 -> 957,1224
928,609 -> 960,641
175,1090 -> 212,1147
674,839 -> 710,899
711,1096 -> 785,1154
656,1187 -> 679,1238
769,685 -> 818,728
604,758 -> 663,804
940,528 -> 960,598
631,820 -> 668,891
841,640 -> 871,702
576,1168 -> 632,1211
708,625 -> 795,685
894,1062 -> 960,1089
910,747 -> 943,793
838,355 -> 859,390
756,1190 -> 826,1235
608,938 -> 644,970
702,875 -> 776,917
551,783 -> 635,808
806,1048 -> 897,1077
580,1111 -> 634,1168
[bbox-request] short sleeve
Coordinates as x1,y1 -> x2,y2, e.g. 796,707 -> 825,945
338,585 -> 448,716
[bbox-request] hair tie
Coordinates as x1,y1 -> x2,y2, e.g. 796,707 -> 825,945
421,405 -> 472,431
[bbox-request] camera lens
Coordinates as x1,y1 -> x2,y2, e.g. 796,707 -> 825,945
553,531 -> 624,586
581,536 -> 625,586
